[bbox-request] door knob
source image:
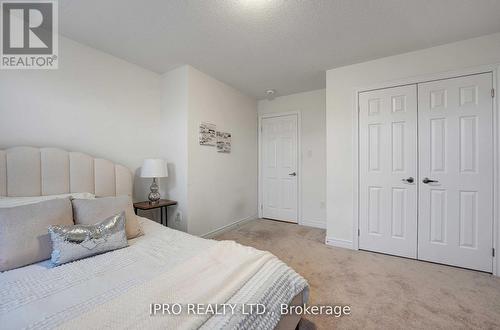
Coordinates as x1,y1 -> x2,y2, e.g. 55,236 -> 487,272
401,177 -> 414,183
289,172 -> 297,176
422,177 -> 438,184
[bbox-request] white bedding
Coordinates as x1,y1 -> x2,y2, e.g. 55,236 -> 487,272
0,217 -> 308,329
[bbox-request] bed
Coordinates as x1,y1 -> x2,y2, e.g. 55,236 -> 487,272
0,147 -> 308,329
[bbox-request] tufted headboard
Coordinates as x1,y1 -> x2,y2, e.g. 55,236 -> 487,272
0,147 -> 132,197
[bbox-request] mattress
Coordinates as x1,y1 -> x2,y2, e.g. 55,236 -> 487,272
0,217 -> 308,329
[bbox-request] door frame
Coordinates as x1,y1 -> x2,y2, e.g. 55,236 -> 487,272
258,111 -> 302,224
352,64 -> 500,275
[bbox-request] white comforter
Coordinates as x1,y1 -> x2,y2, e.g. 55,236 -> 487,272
0,217 -> 308,330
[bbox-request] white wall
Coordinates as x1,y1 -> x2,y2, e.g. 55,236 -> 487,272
187,66 -> 258,236
160,66 -> 189,231
0,38 -> 258,235
0,37 -> 258,236
258,89 -> 326,228
0,36 -> 162,200
326,33 -> 500,249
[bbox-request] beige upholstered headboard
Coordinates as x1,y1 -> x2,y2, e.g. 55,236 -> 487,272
0,147 -> 132,197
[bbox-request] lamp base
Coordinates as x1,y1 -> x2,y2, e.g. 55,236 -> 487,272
148,178 -> 161,204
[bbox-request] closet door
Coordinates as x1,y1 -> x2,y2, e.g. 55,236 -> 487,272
418,73 -> 493,272
359,85 -> 418,258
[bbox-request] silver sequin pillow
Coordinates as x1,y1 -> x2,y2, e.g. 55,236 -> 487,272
48,212 -> 128,266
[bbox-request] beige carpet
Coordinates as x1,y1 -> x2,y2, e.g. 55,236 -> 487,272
214,219 -> 500,329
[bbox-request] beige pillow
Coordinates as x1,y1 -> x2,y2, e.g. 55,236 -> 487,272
0,198 -> 74,272
72,196 -> 142,239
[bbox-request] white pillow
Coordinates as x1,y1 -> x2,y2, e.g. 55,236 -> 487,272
72,196 -> 143,239
0,198 -> 74,272
0,193 -> 95,208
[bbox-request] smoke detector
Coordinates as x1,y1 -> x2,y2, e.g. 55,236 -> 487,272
265,89 -> 276,100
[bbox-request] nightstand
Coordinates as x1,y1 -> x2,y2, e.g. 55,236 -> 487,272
133,199 -> 178,227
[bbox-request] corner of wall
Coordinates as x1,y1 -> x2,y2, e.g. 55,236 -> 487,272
325,237 -> 354,250
159,66 -> 190,232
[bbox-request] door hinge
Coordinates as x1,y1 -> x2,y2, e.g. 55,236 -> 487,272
493,248 -> 496,257
492,88 -> 495,98
260,204 -> 263,211
358,229 -> 360,236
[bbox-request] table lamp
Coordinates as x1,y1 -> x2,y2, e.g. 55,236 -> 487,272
140,159 -> 168,204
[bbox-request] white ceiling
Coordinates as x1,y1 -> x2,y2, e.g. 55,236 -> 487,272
59,0 -> 500,99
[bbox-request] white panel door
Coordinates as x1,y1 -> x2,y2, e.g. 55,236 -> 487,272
261,114 -> 298,223
418,73 -> 493,272
359,85 -> 418,258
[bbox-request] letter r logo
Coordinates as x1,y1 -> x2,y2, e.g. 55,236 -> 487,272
2,2 -> 53,54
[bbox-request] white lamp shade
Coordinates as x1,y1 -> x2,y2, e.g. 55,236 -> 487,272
140,159 -> 168,178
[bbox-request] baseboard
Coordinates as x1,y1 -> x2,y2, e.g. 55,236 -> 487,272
300,219 -> 326,229
325,237 -> 354,250
201,214 -> 257,239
